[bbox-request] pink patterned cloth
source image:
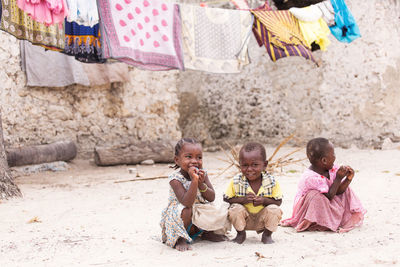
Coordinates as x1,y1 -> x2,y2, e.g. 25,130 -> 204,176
281,165 -> 366,232
17,0 -> 68,26
97,0 -> 184,70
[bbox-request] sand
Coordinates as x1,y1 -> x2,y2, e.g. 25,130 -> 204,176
1,147 -> 399,266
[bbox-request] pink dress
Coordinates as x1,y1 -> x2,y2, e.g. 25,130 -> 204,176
281,165 -> 366,232
17,0 -> 68,26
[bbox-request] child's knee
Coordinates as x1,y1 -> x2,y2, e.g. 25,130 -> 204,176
228,204 -> 248,220
181,207 -> 192,222
266,204 -> 283,217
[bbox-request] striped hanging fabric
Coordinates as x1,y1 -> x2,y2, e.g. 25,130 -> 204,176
250,3 -> 317,64
252,16 -> 316,63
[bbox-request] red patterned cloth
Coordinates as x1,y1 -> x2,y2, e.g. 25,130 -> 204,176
97,0 -> 183,70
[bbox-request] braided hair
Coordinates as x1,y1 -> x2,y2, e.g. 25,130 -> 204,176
171,138 -> 200,169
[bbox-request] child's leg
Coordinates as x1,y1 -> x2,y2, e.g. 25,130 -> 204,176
175,207 -> 193,252
181,207 -> 192,229
257,205 -> 283,244
228,204 -> 249,244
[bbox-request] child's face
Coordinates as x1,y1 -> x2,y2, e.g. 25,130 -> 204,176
321,143 -> 336,170
174,143 -> 203,173
239,149 -> 267,181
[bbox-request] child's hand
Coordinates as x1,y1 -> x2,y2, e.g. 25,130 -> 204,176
244,192 -> 256,204
336,166 -> 347,180
188,167 -> 199,182
345,166 -> 355,181
198,169 -> 206,184
253,196 -> 265,206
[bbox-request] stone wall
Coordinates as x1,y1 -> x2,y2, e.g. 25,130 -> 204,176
1,0 -> 400,157
0,32 -> 181,158
177,0 -> 400,148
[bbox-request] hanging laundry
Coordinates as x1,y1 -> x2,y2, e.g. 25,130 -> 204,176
20,40 -> 129,87
0,1 -> 3,24
251,7 -> 316,64
289,6 -> 331,51
0,0 -> 65,50
298,18 -> 330,51
289,4 -> 323,22
20,40 -> 90,86
97,0 -> 184,71
329,0 -> 360,43
16,0 -> 68,27
64,20 -> 105,63
271,0 -> 325,10
180,5 -> 252,73
253,16 -> 316,64
315,0 -> 335,26
66,0 -> 99,27
230,0 -> 250,10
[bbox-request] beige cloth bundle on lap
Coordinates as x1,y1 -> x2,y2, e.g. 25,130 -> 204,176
192,202 -> 231,235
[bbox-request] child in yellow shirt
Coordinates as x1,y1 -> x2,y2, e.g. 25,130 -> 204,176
223,142 -> 283,244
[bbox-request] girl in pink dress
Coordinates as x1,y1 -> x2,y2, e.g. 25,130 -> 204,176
281,137 -> 366,232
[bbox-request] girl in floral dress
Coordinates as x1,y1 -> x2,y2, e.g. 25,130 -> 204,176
160,138 -> 225,251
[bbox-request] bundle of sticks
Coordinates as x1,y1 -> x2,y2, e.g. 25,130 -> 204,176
217,134 -> 306,176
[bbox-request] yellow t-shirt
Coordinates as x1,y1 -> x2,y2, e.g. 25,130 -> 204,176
225,178 -> 282,214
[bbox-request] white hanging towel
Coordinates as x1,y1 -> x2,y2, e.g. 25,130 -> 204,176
66,0 -> 99,27
180,4 -> 253,73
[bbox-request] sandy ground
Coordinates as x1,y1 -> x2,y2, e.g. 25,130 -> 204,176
1,147 -> 400,266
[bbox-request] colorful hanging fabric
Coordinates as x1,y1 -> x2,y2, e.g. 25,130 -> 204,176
97,0 -> 184,71
0,0 -> 65,50
16,0 -> 68,27
289,6 -> 331,51
252,16 -> 316,63
298,18 -> 330,51
66,0 -> 99,27
64,20 -> 104,63
251,6 -> 316,64
329,0 -> 360,43
180,5 -> 253,73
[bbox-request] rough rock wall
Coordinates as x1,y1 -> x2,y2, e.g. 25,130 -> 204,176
178,0 -> 400,148
0,32 -> 181,158
1,0 -> 399,157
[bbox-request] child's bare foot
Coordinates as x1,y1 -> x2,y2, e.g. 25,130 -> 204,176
232,230 -> 246,244
201,231 -> 227,242
261,229 -> 274,244
175,237 -> 192,252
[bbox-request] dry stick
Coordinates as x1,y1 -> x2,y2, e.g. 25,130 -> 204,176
268,133 -> 295,162
114,175 -> 168,183
274,147 -> 303,162
214,163 -> 235,178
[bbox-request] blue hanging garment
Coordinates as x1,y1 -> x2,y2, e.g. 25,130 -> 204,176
329,0 -> 360,43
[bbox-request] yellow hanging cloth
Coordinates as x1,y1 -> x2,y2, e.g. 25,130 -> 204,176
298,17 -> 331,51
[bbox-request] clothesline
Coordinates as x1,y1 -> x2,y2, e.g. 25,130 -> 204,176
0,0 -> 361,79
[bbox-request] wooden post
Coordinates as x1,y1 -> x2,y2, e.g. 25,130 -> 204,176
6,141 -> 77,167
94,141 -> 174,166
